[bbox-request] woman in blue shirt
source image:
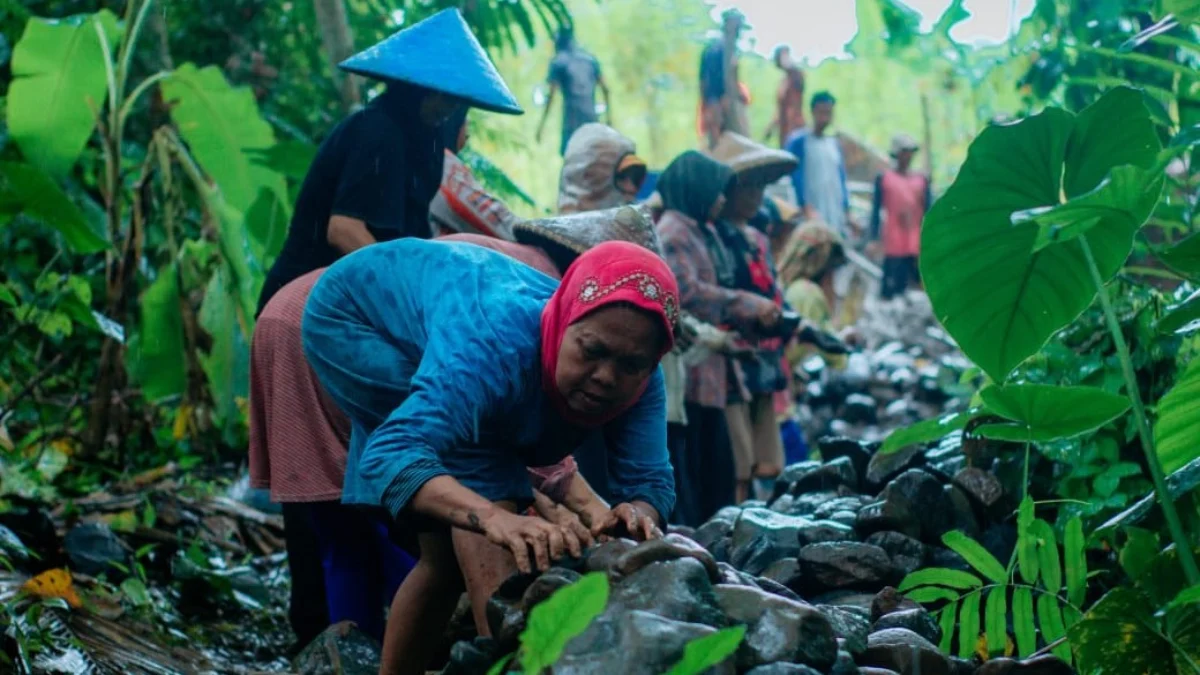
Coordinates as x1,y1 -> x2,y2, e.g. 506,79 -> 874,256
302,238 -> 678,674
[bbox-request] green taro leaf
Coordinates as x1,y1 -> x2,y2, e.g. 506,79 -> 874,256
198,267 -> 251,428
1118,528 -> 1161,581
1012,586 -> 1037,657
1158,233 -> 1200,277
1031,519 -> 1062,594
939,602 -> 958,653
1157,289 -> 1200,336
162,64 -> 287,215
943,531 -> 1007,583
664,625 -> 746,675
1020,166 -> 1163,252
1036,593 -> 1070,663
905,586 -> 962,603
1166,585 -> 1200,611
978,384 -> 1131,441
520,571 -> 609,673
0,161 -> 107,252
244,187 -> 288,263
0,284 -> 16,306
246,141 -> 317,181
920,87 -> 1163,382
1017,496 -> 1040,585
134,262 -> 186,401
985,587 -> 1007,657
8,11 -> 121,176
1064,517 -> 1087,608
898,567 -> 983,592
1154,356 -> 1200,474
879,409 -> 977,455
1070,587 -> 1200,674
958,592 -> 981,660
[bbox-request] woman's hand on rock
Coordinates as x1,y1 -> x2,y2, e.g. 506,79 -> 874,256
591,503 -> 662,542
481,510 -> 583,573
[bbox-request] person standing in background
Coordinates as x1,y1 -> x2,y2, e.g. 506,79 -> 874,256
698,9 -> 750,148
536,27 -> 611,156
763,45 -> 805,149
870,133 -> 931,299
786,92 -> 854,238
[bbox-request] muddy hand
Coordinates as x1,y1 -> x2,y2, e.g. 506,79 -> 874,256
482,510 -> 579,573
591,503 -> 661,542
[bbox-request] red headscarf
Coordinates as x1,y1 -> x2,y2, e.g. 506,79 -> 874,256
540,241 -> 680,427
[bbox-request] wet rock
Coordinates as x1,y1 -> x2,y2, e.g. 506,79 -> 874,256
816,604 -> 870,655
872,608 -> 942,644
717,562 -> 754,586
584,538 -> 638,574
953,467 -> 1007,521
745,665 -> 822,675
865,444 -> 924,489
714,585 -> 838,670
862,669 -> 902,675
975,655 -> 1074,675
981,524 -> 1018,568
797,520 -> 856,547
813,496 -> 868,520
856,495 -> 920,540
0,501 -> 62,566
817,436 -> 872,481
693,507 -> 741,550
950,657 -> 978,675
928,547 -> 972,572
944,485 -> 981,538
485,594 -> 522,646
828,510 -> 859,528
610,558 -> 726,627
442,637 -> 499,675
865,531 -> 927,576
879,469 -> 954,543
667,525 -> 696,539
796,542 -> 898,594
709,536 -> 732,564
870,586 -> 923,621
759,557 -> 800,586
612,534 -> 720,583
0,524 -> 29,563
292,621 -> 380,675
754,575 -> 804,603
789,457 -> 860,494
830,649 -> 859,675
860,628 -> 952,675
557,610 -> 731,675
927,455 -> 967,482
813,591 -> 878,613
730,509 -> 811,576
787,491 -> 842,517
769,493 -> 796,513
64,522 -> 130,577
842,393 -> 879,424
520,568 -> 582,609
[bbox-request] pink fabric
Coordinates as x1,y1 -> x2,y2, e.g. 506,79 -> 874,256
540,241 -> 680,427
881,169 -> 928,257
249,269 -> 349,502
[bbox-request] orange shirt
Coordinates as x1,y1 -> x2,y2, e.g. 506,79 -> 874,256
776,68 -> 806,146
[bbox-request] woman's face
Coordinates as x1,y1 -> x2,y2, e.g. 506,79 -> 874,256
420,93 -> 463,128
555,305 -> 664,418
727,182 -> 766,221
708,193 -> 728,221
615,175 -> 640,203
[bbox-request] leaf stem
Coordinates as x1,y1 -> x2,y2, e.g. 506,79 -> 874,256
1079,235 -> 1200,585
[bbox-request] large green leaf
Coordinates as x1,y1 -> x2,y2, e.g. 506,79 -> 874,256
1157,233 -> 1200,277
244,187 -> 288,264
977,384 -> 1131,441
938,602 -> 958,653
1070,587 -> 1200,674
1031,519 -> 1062,594
1012,587 -> 1037,657
520,572 -> 609,673
1064,517 -> 1087,608
1017,496 -> 1040,585
663,625 -> 745,675
161,64 -> 286,215
0,161 -> 107,252
921,87 -> 1163,382
984,587 -> 1007,657
1020,166 -> 1163,252
1036,593 -> 1070,663
1154,357 -> 1200,474
135,262 -> 186,401
1157,289 -> 1200,335
943,531 -> 1007,583
198,267 -> 251,427
8,11 -> 120,176
958,592 -> 981,660
899,567 -> 983,592
878,409 -> 977,455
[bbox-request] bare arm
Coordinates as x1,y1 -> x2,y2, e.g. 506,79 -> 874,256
326,215 -> 377,255
536,82 -> 558,143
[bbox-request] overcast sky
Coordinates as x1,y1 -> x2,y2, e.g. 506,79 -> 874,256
715,0 -> 1037,62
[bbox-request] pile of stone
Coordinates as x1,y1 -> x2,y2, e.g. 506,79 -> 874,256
439,434 -> 1072,675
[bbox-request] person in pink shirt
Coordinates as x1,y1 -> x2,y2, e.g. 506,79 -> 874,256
869,134 -> 932,299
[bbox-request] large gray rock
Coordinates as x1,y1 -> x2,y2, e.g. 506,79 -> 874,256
584,538 -> 638,574
786,491 -> 842,517
797,519 -> 857,547
713,584 -> 839,670
796,542 -> 899,594
817,436 -> 872,481
759,557 -> 801,587
865,531 -> 928,576
817,604 -> 870,655
609,558 -> 726,628
790,457 -> 860,494
879,469 -> 955,543
954,467 -> 1008,521
975,655 -> 1074,675
860,628 -> 952,675
556,610 -> 732,675
64,522 -> 130,577
866,444 -> 924,488
944,484 -> 982,538
872,608 -> 942,645
870,586 -> 923,621
813,496 -> 869,521
442,637 -> 500,675
293,622 -> 379,675
612,534 -> 721,583
730,509 -> 812,576
692,507 -> 742,551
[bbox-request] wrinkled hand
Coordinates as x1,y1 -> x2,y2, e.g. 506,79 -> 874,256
754,298 -> 782,328
481,509 -> 582,574
591,503 -> 662,542
532,491 -> 595,551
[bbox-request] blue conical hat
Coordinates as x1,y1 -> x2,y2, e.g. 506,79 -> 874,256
339,8 -> 523,115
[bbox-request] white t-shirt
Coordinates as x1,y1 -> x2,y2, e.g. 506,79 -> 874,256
803,135 -> 847,234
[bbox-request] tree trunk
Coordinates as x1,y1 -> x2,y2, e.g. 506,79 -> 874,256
312,0 -> 361,113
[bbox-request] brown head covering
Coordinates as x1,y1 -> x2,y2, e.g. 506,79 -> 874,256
513,204 -> 663,273
704,131 -> 798,187
557,124 -> 645,214
778,220 -> 845,285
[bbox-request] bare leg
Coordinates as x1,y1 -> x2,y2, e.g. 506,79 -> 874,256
725,403 -> 754,504
380,531 -> 464,675
452,500 -> 520,635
